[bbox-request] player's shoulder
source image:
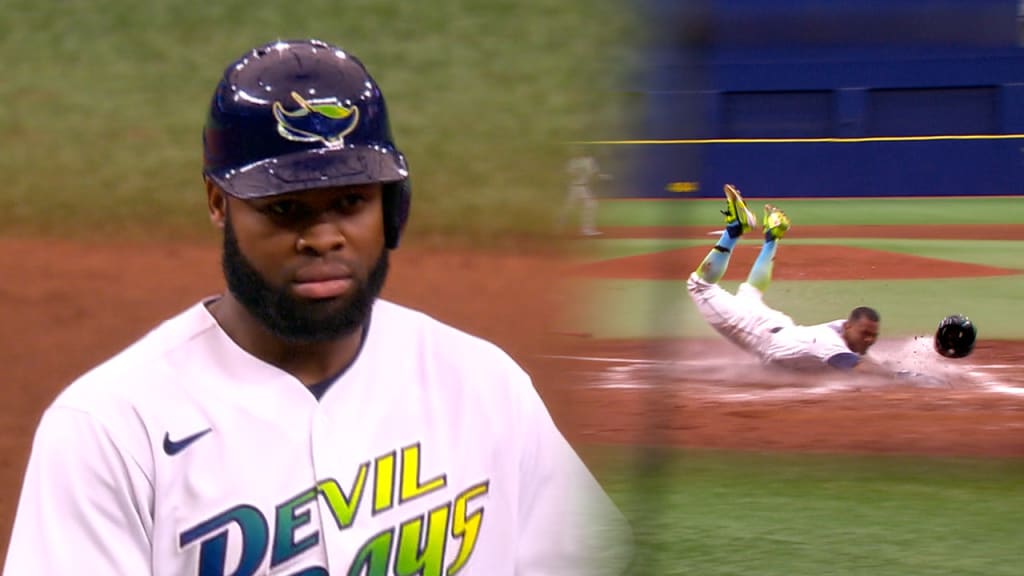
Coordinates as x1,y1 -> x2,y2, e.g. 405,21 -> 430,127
804,319 -> 856,355
824,318 -> 846,332
804,319 -> 846,338
371,299 -> 524,372
372,299 -> 517,355
52,300 -> 218,412
368,300 -> 543,417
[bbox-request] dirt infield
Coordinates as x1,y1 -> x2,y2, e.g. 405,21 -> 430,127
0,228 -> 1022,555
573,245 -> 1020,281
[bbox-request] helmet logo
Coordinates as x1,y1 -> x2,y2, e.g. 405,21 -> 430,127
272,91 -> 360,147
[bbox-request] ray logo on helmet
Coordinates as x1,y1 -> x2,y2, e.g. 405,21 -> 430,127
272,91 -> 361,146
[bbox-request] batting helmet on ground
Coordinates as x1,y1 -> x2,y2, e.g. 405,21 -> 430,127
934,314 -> 977,358
203,39 -> 411,248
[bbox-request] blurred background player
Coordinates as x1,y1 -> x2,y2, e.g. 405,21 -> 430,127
559,147 -> 610,237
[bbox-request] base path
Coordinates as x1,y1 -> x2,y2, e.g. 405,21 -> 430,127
544,337 -> 1024,458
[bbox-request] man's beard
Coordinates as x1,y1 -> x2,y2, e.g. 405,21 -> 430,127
221,217 -> 389,343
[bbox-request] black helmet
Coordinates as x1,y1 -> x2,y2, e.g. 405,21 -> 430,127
934,314 -> 977,359
203,39 -> 411,248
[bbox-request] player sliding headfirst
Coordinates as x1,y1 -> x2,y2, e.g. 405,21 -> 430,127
687,184 -> 903,376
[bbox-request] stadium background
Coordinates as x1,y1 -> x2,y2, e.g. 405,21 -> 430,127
1,1 -> 1022,574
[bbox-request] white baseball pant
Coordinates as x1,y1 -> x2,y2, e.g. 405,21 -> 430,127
686,272 -> 795,359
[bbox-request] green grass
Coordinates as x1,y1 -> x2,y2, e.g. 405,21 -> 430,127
596,197 -> 1024,227
0,0 -> 639,242
589,447 -> 1024,576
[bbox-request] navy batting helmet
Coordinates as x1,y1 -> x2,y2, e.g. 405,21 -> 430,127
203,39 -> 411,248
934,314 -> 977,359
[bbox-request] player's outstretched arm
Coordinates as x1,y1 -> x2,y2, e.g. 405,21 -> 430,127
3,406 -> 152,575
849,355 -> 899,376
829,353 -> 901,376
847,355 -> 950,387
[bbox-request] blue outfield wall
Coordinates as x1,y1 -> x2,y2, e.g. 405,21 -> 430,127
624,139 -> 1024,199
610,0 -> 1024,199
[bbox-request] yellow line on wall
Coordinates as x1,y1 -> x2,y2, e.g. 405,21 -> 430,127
584,134 -> 1024,145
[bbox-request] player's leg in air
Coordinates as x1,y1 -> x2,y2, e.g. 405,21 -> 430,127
694,184 -> 757,283
734,204 -> 793,325
686,185 -> 763,353
742,204 -> 791,292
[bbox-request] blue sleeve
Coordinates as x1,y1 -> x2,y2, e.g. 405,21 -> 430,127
826,352 -> 860,370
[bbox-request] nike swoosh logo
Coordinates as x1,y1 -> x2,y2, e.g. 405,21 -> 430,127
163,428 -> 213,456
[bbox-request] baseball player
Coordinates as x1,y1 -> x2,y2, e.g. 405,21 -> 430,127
558,150 -> 608,237
4,39 -> 630,575
687,184 -> 901,375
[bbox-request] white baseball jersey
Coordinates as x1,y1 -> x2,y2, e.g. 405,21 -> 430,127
687,273 -> 861,370
567,156 -> 600,191
760,319 -> 858,371
4,299 -> 630,575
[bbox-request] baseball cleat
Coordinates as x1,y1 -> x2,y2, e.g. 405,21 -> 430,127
721,184 -> 757,233
763,204 -> 791,240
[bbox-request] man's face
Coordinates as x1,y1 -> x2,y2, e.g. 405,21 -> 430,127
214,183 -> 389,343
842,316 -> 880,355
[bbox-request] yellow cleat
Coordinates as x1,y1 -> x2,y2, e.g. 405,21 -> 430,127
763,204 -> 791,240
721,184 -> 757,233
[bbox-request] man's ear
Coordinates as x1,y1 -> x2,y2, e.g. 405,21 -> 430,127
207,178 -> 227,229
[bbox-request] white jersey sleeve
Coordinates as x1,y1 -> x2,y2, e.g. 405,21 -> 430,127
514,370 -> 633,575
4,406 -> 153,575
762,319 -> 859,370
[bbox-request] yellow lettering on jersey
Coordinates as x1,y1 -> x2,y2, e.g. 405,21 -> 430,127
394,504 -> 451,576
399,444 -> 447,502
347,527 -> 393,576
373,451 -> 396,514
317,462 -> 369,530
447,481 -> 489,575
343,474 -> 491,575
